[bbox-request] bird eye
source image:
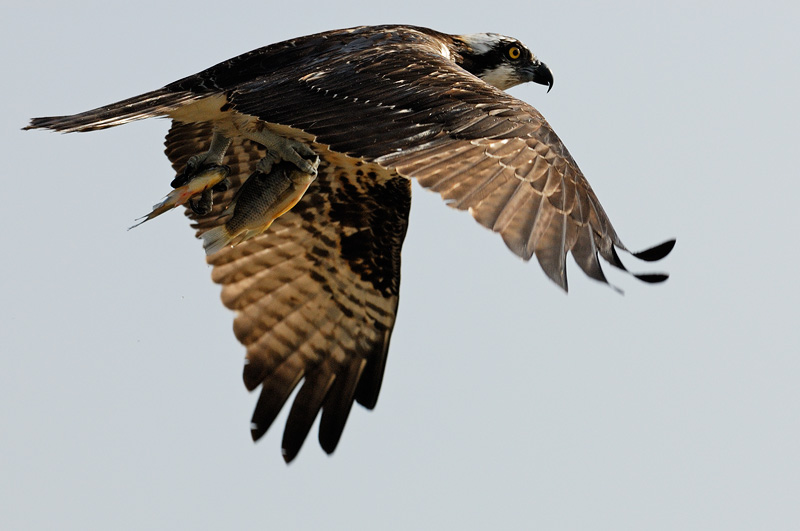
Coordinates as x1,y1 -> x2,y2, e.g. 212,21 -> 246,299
507,46 -> 521,60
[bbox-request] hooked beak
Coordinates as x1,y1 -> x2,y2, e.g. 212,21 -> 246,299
528,61 -> 554,93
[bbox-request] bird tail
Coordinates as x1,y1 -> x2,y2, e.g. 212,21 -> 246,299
24,88 -> 197,133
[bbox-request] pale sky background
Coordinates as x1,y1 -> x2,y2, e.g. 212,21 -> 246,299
2,1 -> 799,529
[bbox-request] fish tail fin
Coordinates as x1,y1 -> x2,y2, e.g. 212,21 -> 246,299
201,226 -> 233,256
128,187 -> 191,230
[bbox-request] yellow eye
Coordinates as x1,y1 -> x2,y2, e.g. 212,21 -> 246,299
507,46 -> 521,60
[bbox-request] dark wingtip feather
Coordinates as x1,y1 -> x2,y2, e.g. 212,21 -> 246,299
281,448 -> 296,464
243,358 -> 268,391
318,359 -> 366,455
249,365 -> 304,442
250,423 -> 265,442
354,333 -> 390,410
318,400 -> 355,455
633,272 -> 670,283
632,239 -> 676,262
281,370 -> 336,463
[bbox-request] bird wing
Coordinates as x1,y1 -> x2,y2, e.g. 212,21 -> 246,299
27,26 -> 674,461
203,29 -> 673,291
165,122 -> 410,461
26,24 -> 672,291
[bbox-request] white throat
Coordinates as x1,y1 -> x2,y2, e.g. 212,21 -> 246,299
479,63 -> 519,91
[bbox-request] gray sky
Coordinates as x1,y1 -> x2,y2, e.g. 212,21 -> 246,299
3,1 -> 799,529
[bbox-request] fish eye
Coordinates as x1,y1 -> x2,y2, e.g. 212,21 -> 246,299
507,46 -> 521,60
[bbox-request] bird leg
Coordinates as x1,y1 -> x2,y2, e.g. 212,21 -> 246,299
170,130 -> 233,215
171,130 -> 232,188
244,129 -> 320,176
170,128 -> 318,217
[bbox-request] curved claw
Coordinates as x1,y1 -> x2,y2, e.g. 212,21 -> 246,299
212,177 -> 231,193
277,143 -> 319,176
189,189 -> 214,216
291,144 -> 320,175
171,154 -> 204,188
248,130 -> 320,176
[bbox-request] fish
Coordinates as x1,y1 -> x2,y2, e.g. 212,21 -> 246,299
200,159 -> 318,255
129,164 -> 230,229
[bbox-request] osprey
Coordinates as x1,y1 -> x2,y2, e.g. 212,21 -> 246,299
26,25 -> 674,462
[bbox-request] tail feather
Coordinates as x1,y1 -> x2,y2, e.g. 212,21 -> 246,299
25,88 -> 197,133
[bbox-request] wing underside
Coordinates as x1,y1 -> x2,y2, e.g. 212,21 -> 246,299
165,121 -> 411,461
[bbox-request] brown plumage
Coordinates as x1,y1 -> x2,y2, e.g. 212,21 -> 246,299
26,25 -> 674,462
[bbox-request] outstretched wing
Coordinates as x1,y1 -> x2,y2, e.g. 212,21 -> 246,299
27,25 -> 672,289
165,122 -> 410,461
206,30 -> 673,290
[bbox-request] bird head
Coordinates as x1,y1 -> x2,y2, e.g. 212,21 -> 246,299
453,33 -> 553,92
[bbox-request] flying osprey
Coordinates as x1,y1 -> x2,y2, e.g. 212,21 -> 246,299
26,25 -> 674,462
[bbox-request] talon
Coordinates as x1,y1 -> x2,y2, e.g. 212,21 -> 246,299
245,129 -> 320,176
256,152 -> 280,175
172,131 -> 232,188
212,177 -> 231,193
190,189 -> 214,216
290,150 -> 320,176
303,154 -> 321,175
172,155 -> 198,188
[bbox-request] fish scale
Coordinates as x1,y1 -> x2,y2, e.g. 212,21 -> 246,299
201,160 -> 318,255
